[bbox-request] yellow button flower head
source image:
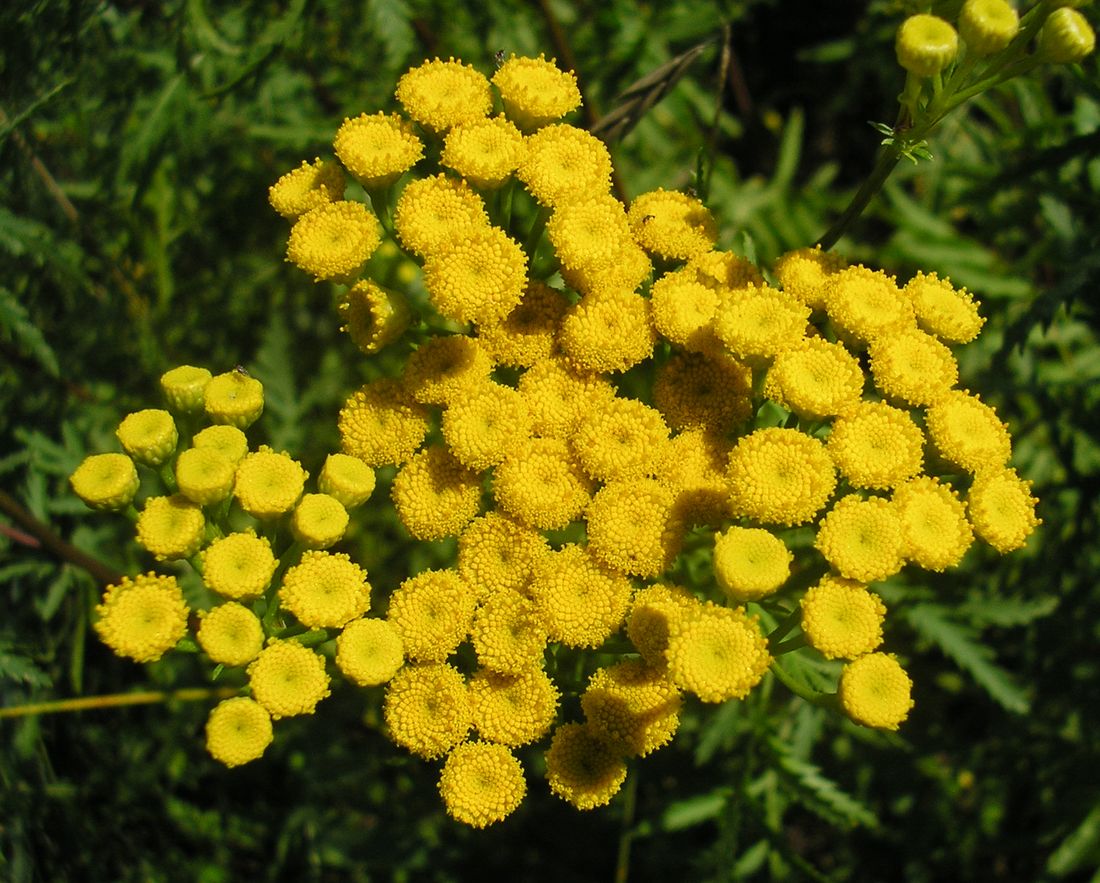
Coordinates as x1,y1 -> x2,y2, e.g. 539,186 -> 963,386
279,550 -> 371,629
441,115 -> 525,188
562,241 -> 653,298
493,436 -> 593,531
517,124 -> 613,208
727,428 -> 837,526
713,526 -> 792,601
626,583 -> 698,666
545,722 -> 627,810
338,378 -> 431,467
572,396 -> 670,483
287,201 -> 381,282
402,334 -> 495,406
395,57 -> 492,133
586,478 -> 683,578
423,226 -> 528,324
457,511 -> 550,599
337,280 -> 411,355
203,370 -> 264,429
869,327 -> 959,407
827,401 -> 925,491
839,652 -> 913,730
192,424 -> 249,465
893,476 -> 973,571
95,572 -> 189,663
713,285 -> 811,361
469,667 -> 559,746
391,446 -> 482,541
317,452 -> 376,509
196,602 -> 265,667
581,660 -> 682,758
517,356 -> 615,439
470,590 -> 547,674
202,531 -> 276,600
70,453 -> 139,511
800,576 -> 886,660
159,365 -> 212,414
1038,8 -> 1096,64
175,447 -> 235,507
116,409 -> 178,466
530,544 -> 634,648
547,195 -> 633,276
765,337 -> 865,420
290,493 -> 349,549
475,280 -> 567,368
444,376 -> 532,470
136,494 -> 205,561
925,389 -> 1011,474
903,271 -> 984,343
825,265 -> 915,347
438,741 -> 527,828
248,639 -> 331,719
233,446 -> 307,519
815,495 -> 905,583
205,697 -> 274,768
387,568 -> 476,663
383,662 -> 472,759
666,602 -> 771,703
648,275 -> 725,356
967,467 -> 1040,553
656,429 -> 735,527
393,173 -> 490,258
653,352 -> 752,434
268,157 -> 345,220
335,617 -> 404,686
958,0 -> 1019,56
628,189 -> 718,260
333,112 -> 423,189
772,246 -> 846,311
560,290 -> 656,374
492,54 -> 582,131
896,14 -> 959,77
683,250 -> 764,290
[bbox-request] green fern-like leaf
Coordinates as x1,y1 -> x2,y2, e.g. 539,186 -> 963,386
956,596 -> 1059,628
251,312 -> 303,453
904,604 -> 1029,714
768,737 -> 880,831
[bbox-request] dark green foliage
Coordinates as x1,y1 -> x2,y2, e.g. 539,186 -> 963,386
2,1 -> 1099,880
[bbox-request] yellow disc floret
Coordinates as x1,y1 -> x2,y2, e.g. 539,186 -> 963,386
772,246 -> 846,311
896,14 -> 959,77
648,273 -> 721,352
474,281 -> 566,368
205,697 -> 274,768
203,371 -> 265,429
335,618 -> 404,687
571,396 -> 669,483
586,478 -> 683,578
559,290 -> 655,374
925,389 -> 1011,474
286,200 -> 381,282
581,660 -> 682,758
393,173 -> 489,258
457,512 -> 550,598
868,327 -> 959,407
278,550 -> 371,629
825,265 -> 915,347
545,722 -> 627,810
958,0 -> 1019,56
70,453 -> 139,511
387,569 -> 476,663
815,495 -> 905,583
196,602 -> 265,667
665,602 -> 771,703
903,271 -> 984,344
202,531 -> 276,600
826,401 -> 925,491
402,334 -> 495,406
726,428 -> 837,526
159,365 -> 212,414
441,115 -> 525,188
967,467 -> 1040,553
839,652 -> 913,730
175,447 -> 235,507
247,640 -> 331,719
438,741 -> 527,828
628,189 -> 718,260
94,572 -> 189,663
530,544 -> 634,648
517,124 -> 613,208
317,452 -> 376,509
116,409 -> 177,466
333,111 -> 423,189
191,424 -> 248,465
493,436 -> 593,531
469,590 -> 547,673
337,280 -> 412,355
653,351 -> 752,433
713,285 -> 811,361
892,476 -> 973,570
492,54 -> 582,131
233,446 -> 308,519
712,526 -> 792,601
135,494 -> 205,561
800,576 -> 886,660
765,337 -> 864,420
469,667 -> 559,746
383,662 -> 472,759
423,226 -> 528,325
391,446 -> 482,541
290,493 -> 349,549
268,157 -> 345,219
338,378 -> 431,467
395,57 -> 492,133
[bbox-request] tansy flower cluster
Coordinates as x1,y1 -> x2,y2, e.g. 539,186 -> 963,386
73,51 -> 1041,829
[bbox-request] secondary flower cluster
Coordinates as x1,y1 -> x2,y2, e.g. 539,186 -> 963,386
73,51 -> 1040,830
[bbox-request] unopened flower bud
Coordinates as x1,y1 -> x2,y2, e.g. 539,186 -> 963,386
958,0 -> 1020,56
1038,7 -> 1096,64
896,14 -> 959,77
116,409 -> 178,466
204,370 -> 264,429
160,365 -> 211,414
70,453 -> 139,510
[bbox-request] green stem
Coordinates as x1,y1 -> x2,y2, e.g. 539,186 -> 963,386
0,686 -> 235,719
816,142 -> 902,251
766,605 -> 802,644
614,769 -> 639,883
768,659 -> 830,706
770,634 -> 807,656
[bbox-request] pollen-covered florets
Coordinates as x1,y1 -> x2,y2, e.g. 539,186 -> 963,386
248,640 -> 331,719
815,495 -> 905,583
559,290 -> 655,374
383,662 -> 472,759
571,395 -> 669,483
713,284 -> 811,361
116,409 -> 177,466
338,378 -> 431,467
95,572 -> 189,663
517,124 -> 613,208
438,741 -> 527,828
825,265 -> 915,346
653,352 -> 752,433
712,526 -> 791,601
391,446 -> 482,541
839,652 -> 913,730
395,57 -> 492,132
233,446 -> 308,519
800,576 -> 886,660
205,698 -> 274,768
628,189 -> 717,260
903,271 -> 984,343
423,226 -> 528,324
967,467 -> 1040,553
772,246 -> 845,310
765,337 -> 864,419
136,494 -> 205,561
581,660 -> 682,757
545,722 -> 627,810
442,381 -> 532,472
474,281 -> 567,368
337,281 -> 411,356
492,54 -> 582,131
457,512 -> 549,598
727,428 -> 836,526
469,667 -> 559,746
893,476 -> 973,570
394,173 -> 490,258
666,602 -> 771,703
202,531 -> 277,600
278,550 -> 371,629
925,389 -> 1012,474
586,478 -> 683,578
336,617 -> 404,686
268,158 -> 345,220
387,569 -> 477,663
286,200 -> 381,282
493,436 -> 593,531
441,115 -> 525,188
334,112 -> 423,189
197,602 -> 264,667
869,326 -> 959,407
530,544 -> 634,648
826,400 -> 925,490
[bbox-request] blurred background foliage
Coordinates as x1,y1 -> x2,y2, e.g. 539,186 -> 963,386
2,0 -> 1099,880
